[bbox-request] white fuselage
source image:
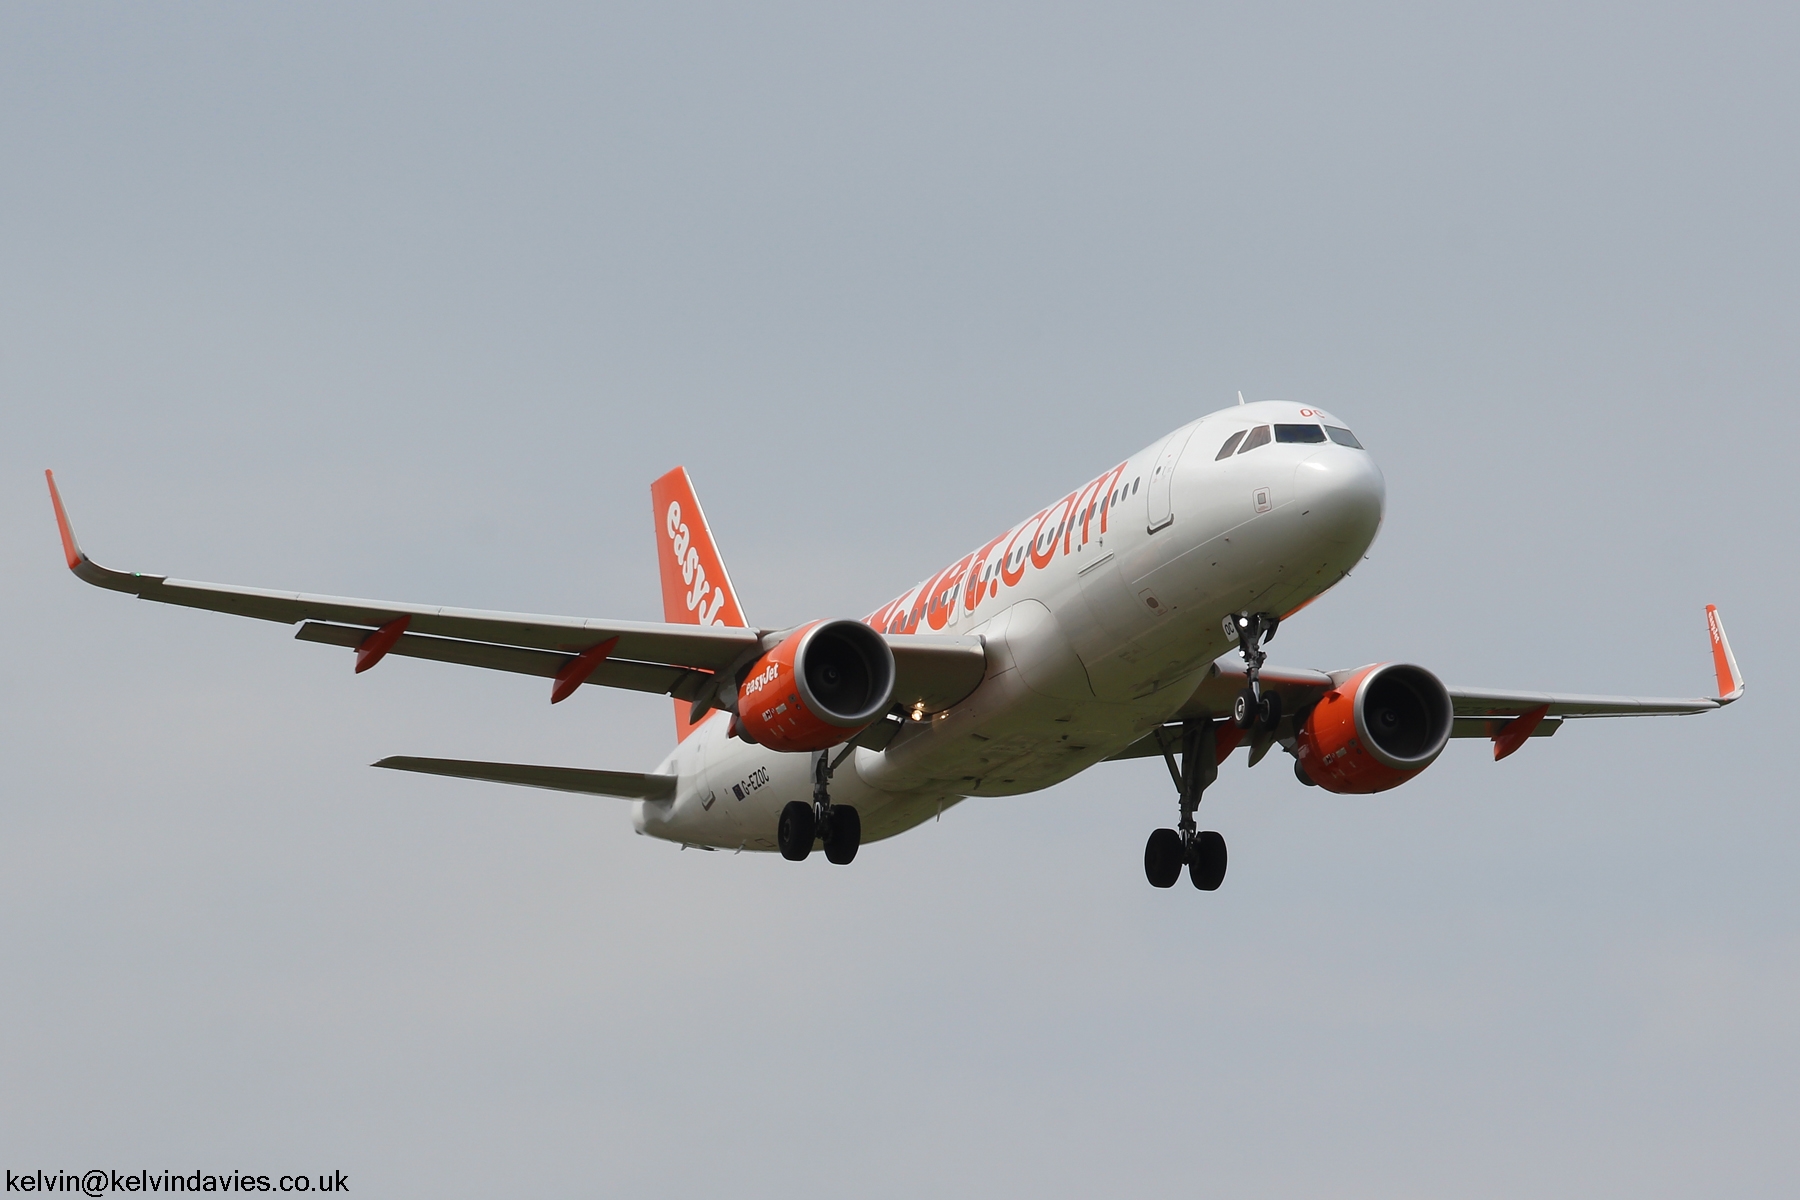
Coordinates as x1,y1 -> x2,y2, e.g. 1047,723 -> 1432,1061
635,401 -> 1386,851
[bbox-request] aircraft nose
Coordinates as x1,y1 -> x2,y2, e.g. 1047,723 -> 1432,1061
1294,447 -> 1385,546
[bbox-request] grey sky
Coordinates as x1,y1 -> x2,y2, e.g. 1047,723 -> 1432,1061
3,3 -> 1796,1196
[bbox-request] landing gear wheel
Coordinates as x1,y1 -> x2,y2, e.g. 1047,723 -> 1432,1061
777,800 -> 816,861
1144,828 -> 1184,888
1257,691 -> 1283,732
823,805 -> 861,865
1233,688 -> 1258,730
1188,831 -> 1227,891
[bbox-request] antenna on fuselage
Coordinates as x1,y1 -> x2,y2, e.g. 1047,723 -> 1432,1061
1237,391 -> 1246,406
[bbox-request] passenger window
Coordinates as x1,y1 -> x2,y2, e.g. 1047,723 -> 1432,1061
1273,424 -> 1327,443
1325,425 -> 1362,448
1237,425 -> 1271,454
1215,431 -> 1247,460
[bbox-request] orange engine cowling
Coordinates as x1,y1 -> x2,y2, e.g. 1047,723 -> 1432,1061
1295,663 -> 1454,793
733,619 -> 896,753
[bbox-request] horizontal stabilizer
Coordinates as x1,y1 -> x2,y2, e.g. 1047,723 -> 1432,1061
373,756 -> 677,800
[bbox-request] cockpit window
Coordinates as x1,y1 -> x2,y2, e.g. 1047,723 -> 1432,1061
1237,425 -> 1271,454
1324,425 -> 1362,448
1273,423 -> 1327,443
1215,430 -> 1247,460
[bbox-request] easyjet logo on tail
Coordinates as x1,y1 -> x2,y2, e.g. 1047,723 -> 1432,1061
666,501 -> 732,625
649,467 -> 746,631
650,466 -> 747,742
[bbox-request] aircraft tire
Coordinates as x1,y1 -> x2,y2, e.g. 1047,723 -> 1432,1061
1233,689 -> 1257,729
824,806 -> 861,865
1257,691 -> 1283,732
777,801 -> 815,861
1189,831 -> 1227,891
1144,828 -> 1184,888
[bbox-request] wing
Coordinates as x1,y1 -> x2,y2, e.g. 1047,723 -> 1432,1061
46,472 -> 985,714
1115,607 -> 1742,763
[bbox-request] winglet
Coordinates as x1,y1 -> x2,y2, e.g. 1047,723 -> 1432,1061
43,470 -> 157,593
1706,605 -> 1744,703
45,469 -> 83,570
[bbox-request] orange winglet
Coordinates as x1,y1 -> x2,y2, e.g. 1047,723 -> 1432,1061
1705,605 -> 1744,702
551,637 -> 619,704
1492,704 -> 1549,761
45,470 -> 83,570
354,616 -> 411,673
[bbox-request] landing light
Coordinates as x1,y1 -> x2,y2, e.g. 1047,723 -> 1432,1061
910,704 -> 925,721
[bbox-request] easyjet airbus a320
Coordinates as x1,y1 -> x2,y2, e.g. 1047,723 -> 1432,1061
47,400 -> 1744,891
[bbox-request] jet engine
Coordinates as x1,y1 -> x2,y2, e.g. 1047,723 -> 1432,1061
733,619 -> 896,753
1294,663 -> 1454,793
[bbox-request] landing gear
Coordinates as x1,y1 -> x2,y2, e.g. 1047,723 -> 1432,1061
1227,611 -> 1281,727
779,750 -> 861,864
777,801 -> 815,860
1142,823 -> 1229,890
1142,718 -> 1229,892
1144,828 -> 1184,888
824,805 -> 861,865
1232,688 -> 1282,731
1188,830 -> 1226,890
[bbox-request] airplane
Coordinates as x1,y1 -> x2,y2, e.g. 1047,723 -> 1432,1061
44,400 -> 1744,891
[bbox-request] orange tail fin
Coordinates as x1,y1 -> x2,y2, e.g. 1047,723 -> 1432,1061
650,468 -> 749,740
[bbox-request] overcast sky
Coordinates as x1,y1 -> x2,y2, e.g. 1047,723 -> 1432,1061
3,3 -> 1796,1196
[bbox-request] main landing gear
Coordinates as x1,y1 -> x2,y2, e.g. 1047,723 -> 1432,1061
778,750 -> 861,865
1143,611 -> 1287,889
1144,719 -> 1228,891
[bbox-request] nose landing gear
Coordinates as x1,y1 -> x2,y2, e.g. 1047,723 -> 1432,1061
1226,611 -> 1282,730
777,749 -> 862,864
1143,718 -> 1229,891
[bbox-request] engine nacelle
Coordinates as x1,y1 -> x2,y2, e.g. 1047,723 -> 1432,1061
734,619 -> 896,753
1295,663 -> 1453,793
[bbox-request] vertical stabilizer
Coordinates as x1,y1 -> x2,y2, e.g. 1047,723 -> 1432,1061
650,467 -> 749,740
